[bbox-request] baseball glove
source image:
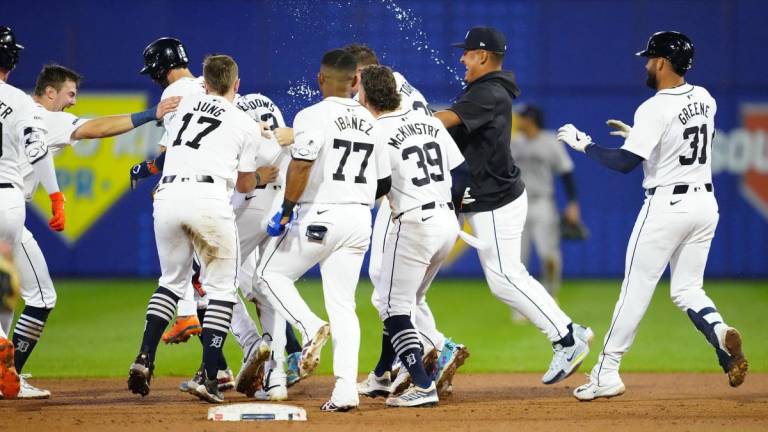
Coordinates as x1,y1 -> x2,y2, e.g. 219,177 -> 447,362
560,216 -> 590,241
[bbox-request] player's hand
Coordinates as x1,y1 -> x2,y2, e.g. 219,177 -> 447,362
274,127 -> 294,147
563,201 -> 581,225
606,119 -> 632,138
557,124 -> 592,153
48,192 -> 66,232
156,96 -> 182,119
255,165 -> 279,186
266,208 -> 295,237
130,159 -> 160,190
259,122 -> 272,139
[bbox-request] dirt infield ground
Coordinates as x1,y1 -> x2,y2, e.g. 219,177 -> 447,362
2,373 -> 766,432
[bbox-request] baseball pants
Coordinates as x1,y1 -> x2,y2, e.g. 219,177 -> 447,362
592,185 -> 726,384
0,186 -> 25,335
465,190 -> 572,342
153,183 -> 239,303
370,198 -> 448,352
257,203 -> 371,405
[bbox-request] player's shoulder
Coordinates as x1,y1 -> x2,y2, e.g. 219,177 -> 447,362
162,76 -> 205,98
0,84 -> 36,114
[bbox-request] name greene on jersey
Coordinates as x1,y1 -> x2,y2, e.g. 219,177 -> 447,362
387,122 -> 440,149
678,101 -> 711,125
333,114 -> 373,136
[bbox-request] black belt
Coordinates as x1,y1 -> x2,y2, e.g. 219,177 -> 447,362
647,183 -> 712,196
254,184 -> 282,190
161,175 -> 214,184
0,183 -> 13,189
395,201 -> 454,219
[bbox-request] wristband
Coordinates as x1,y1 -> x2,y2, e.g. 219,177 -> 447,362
130,106 -> 157,127
280,200 -> 296,219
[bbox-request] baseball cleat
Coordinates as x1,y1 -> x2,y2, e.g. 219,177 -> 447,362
358,371 -> 392,398
235,339 -> 271,397
253,361 -> 288,401
391,348 -> 440,396
574,323 -> 595,345
386,382 -> 439,408
724,328 -> 748,387
434,339 -> 469,397
127,352 -> 153,397
179,366 -> 204,393
161,315 -> 202,344
299,323 -> 330,379
573,377 -> 626,401
286,351 -> 301,387
217,368 -> 235,392
390,364 -> 411,396
17,374 -> 51,399
320,399 -> 357,412
190,378 -> 224,404
542,334 -> 589,385
0,337 -> 20,399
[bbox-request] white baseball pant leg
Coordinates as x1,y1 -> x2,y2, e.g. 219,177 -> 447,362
0,187 -> 25,335
465,190 -> 571,342
15,228 -> 56,308
258,203 -> 371,405
593,187 -> 724,384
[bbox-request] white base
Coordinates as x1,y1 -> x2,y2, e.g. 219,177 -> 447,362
207,403 -> 307,421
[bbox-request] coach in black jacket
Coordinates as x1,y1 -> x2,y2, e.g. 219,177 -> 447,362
435,27 -> 592,386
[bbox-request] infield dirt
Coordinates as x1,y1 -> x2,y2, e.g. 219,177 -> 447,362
2,373 -> 766,431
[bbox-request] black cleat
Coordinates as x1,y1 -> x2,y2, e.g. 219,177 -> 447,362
128,352 -> 153,397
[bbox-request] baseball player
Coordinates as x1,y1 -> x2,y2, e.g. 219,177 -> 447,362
7,64 -> 179,399
557,31 -> 748,401
343,43 -> 469,396
128,54 -> 267,404
256,49 -> 391,412
356,65 -> 467,407
434,26 -> 593,385
509,104 -> 582,320
0,27 -> 66,398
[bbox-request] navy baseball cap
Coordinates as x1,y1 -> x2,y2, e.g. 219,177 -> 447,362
452,26 -> 507,53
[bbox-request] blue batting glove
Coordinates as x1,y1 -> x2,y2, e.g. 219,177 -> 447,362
266,208 -> 296,236
130,160 -> 158,190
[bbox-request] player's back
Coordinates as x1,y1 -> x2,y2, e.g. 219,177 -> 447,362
376,108 -> 463,214
292,97 -> 382,206
0,81 -> 43,189
158,76 -> 205,147
162,93 -> 259,191
624,83 -> 717,189
393,71 -> 430,116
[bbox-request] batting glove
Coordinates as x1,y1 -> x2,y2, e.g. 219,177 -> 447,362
557,124 -> 593,153
462,187 -> 475,205
48,192 -> 66,232
606,119 -> 632,138
130,160 -> 160,190
266,208 -> 296,237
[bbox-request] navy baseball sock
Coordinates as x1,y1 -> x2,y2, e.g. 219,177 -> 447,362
373,328 -> 396,377
555,323 -> 575,348
285,325 -> 302,355
12,306 -> 51,372
202,300 -> 234,381
140,287 -> 179,363
384,315 -> 431,388
196,306 -> 228,371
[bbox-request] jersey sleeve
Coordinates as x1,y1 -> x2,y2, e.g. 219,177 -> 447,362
621,98 -> 666,160
447,85 -> 495,134
438,122 -> 464,170
17,102 -> 49,164
44,111 -> 88,152
290,109 -> 324,161
375,129 -> 392,180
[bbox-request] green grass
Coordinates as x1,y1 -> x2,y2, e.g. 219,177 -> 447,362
15,279 -> 768,378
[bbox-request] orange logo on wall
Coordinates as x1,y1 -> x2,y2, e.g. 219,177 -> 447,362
741,105 -> 768,218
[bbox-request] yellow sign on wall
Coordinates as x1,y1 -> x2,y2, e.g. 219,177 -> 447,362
31,92 -> 161,242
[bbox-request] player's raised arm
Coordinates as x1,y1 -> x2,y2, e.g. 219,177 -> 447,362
21,117 -> 66,232
72,96 -> 181,140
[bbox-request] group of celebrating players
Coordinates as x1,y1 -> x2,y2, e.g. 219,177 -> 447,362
0,23 -> 748,412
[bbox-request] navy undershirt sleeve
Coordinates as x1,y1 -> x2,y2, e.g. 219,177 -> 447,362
450,161 -> 471,210
584,143 -> 644,174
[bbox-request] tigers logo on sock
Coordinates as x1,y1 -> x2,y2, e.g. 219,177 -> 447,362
405,353 -> 417,366
210,335 -> 224,349
16,340 -> 30,353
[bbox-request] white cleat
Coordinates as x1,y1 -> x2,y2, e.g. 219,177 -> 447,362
235,339 -> 271,397
18,375 -> 51,399
253,364 -> 288,401
573,377 -> 626,401
386,382 -> 439,408
542,332 -> 590,385
358,371 -> 391,398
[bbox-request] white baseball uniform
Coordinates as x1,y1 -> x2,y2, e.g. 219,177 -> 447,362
257,96 -> 389,406
0,82 -> 54,334
371,108 -> 463,322
154,93 -> 261,303
591,83 -> 729,385
157,76 -> 207,316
